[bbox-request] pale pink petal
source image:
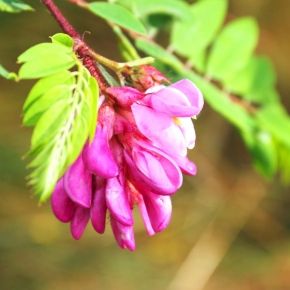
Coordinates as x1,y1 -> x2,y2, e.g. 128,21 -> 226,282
83,125 -> 119,178
91,177 -> 107,234
51,178 -> 75,223
70,206 -> 90,240
111,217 -> 135,251
170,79 -> 204,116
147,86 -> 195,117
64,154 -> 92,208
143,192 -> 172,233
177,117 -> 196,149
106,176 -> 133,226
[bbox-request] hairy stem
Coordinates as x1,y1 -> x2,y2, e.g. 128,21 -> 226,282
41,0 -> 108,91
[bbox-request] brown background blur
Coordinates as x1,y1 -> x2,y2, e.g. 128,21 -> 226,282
0,1 -> 290,290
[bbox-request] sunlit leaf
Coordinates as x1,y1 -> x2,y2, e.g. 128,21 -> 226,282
0,0 -> 33,13
88,2 -> 146,35
207,17 -> 259,81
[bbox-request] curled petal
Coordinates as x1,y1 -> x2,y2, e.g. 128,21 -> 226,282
51,178 -> 75,223
64,154 -> 92,208
83,125 -> 119,178
125,142 -> 182,195
175,155 -> 197,176
70,206 -> 90,240
137,195 -> 155,236
106,176 -> 133,226
143,192 -> 172,233
177,117 -> 196,149
170,79 -> 204,116
91,177 -> 107,234
111,217 -> 135,251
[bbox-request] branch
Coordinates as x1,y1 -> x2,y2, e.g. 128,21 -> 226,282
41,0 -> 108,92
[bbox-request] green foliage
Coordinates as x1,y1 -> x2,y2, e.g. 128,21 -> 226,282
207,18 -> 259,81
171,0 -> 227,71
20,34 -> 99,201
88,2 -> 146,35
0,0 -> 32,13
18,42 -> 76,79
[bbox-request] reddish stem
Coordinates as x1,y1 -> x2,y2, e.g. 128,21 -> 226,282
41,0 -> 108,91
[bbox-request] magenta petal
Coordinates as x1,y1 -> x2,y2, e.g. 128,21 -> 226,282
170,79 -> 204,116
143,192 -> 172,233
132,104 -> 187,157
106,86 -> 144,107
175,155 -> 197,176
111,217 -> 135,251
83,125 -> 119,178
64,154 -> 92,208
138,195 -> 155,236
106,177 -> 133,226
177,117 -> 196,149
131,141 -> 183,195
70,206 -> 90,240
51,178 -> 75,223
91,177 -> 107,234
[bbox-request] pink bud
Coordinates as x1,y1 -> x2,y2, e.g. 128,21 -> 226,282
51,178 -> 75,223
111,217 -> 135,251
70,206 -> 90,240
64,154 -> 92,208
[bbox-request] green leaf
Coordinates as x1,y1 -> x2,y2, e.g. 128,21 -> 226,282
243,129 -> 278,177
18,42 -> 76,79
24,84 -> 74,126
23,71 -> 74,113
50,33 -> 74,48
0,0 -> 33,13
225,56 -> 277,103
24,65 -> 99,201
0,64 -> 17,80
88,2 -> 146,35
255,104 -> 290,148
128,0 -> 190,20
171,0 -> 227,63
207,17 -> 259,81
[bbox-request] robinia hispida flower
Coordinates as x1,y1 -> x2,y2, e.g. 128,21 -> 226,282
51,66 -> 203,250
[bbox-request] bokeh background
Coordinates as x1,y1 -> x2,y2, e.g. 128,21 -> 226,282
1,1 -> 290,289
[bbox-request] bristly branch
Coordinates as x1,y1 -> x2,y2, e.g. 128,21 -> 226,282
41,0 -> 108,91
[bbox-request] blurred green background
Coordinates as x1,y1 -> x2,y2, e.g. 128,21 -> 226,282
1,1 -> 290,290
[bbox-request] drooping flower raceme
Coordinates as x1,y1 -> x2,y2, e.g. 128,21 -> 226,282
51,67 -> 203,251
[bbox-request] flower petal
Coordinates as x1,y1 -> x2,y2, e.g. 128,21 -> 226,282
137,195 -> 155,236
132,104 -> 187,157
170,79 -> 204,116
143,192 -> 172,233
106,176 -> 133,226
91,177 -> 107,234
111,217 -> 135,251
176,117 -> 196,149
83,124 -> 119,178
106,86 -> 144,107
70,206 -> 90,240
51,178 -> 75,223
64,154 -> 92,208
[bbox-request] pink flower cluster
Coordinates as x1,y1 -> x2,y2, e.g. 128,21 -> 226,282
51,67 -> 203,250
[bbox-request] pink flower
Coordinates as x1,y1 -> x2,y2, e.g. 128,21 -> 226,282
50,68 -> 203,251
